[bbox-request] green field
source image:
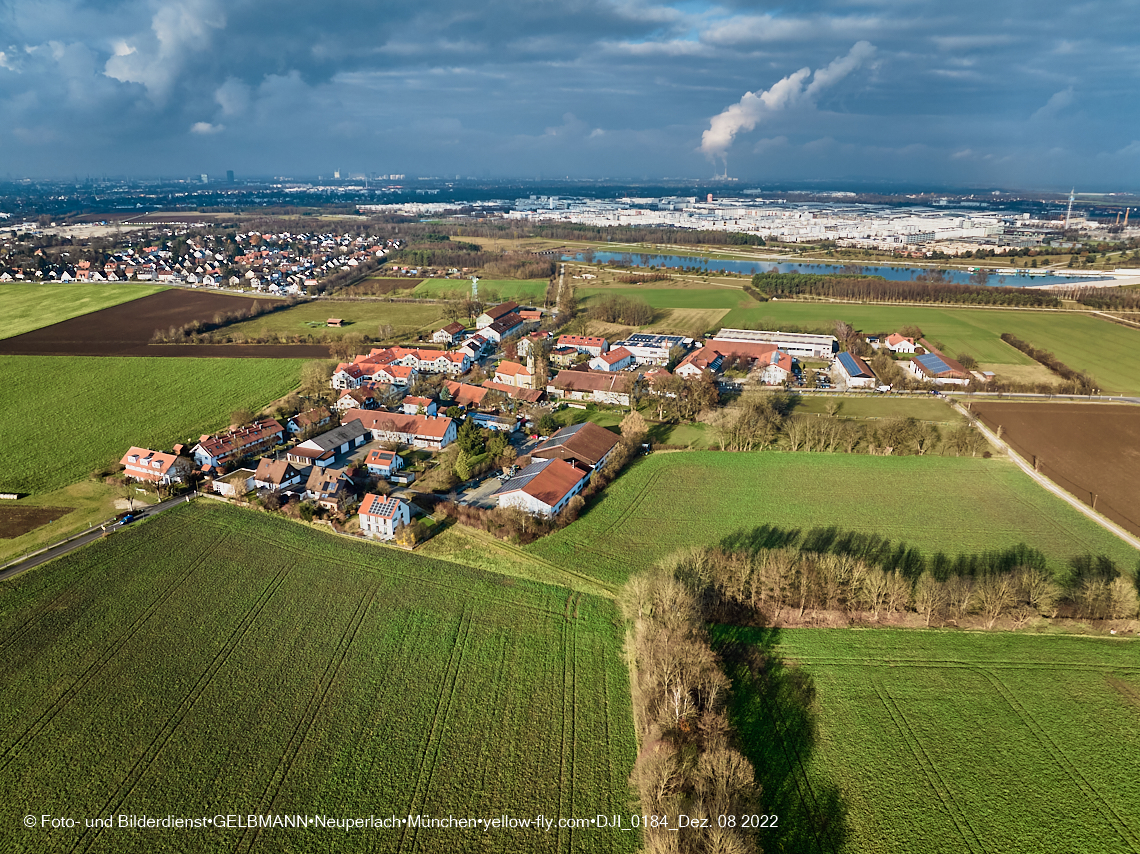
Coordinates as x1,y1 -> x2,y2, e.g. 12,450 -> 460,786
526,452 -> 1139,586
0,502 -> 636,853
0,355 -> 302,495
718,302 -> 1140,395
220,299 -> 450,340
413,278 -> 549,302
715,626 -> 1140,854
580,286 -> 749,310
0,283 -> 167,339
791,395 -> 965,423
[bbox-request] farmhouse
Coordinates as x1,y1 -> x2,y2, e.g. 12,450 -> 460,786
834,352 -> 877,388
288,422 -> 369,468
675,346 -> 725,379
192,418 -> 285,468
881,332 -> 919,354
120,447 -> 192,485
589,346 -> 634,372
532,421 -> 619,472
757,349 -> 796,385
476,301 -> 520,329
493,458 -> 589,517
342,409 -> 458,450
253,458 -> 304,492
443,380 -> 489,409
494,360 -> 534,388
713,329 -> 838,359
481,379 -> 544,404
432,321 -> 465,344
908,352 -> 972,386
359,493 -> 411,540
556,334 -> 609,357
548,370 -> 635,406
287,407 -> 333,435
364,449 -> 403,478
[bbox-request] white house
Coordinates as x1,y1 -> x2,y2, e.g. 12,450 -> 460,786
286,421 -> 370,468
432,322 -> 465,344
494,360 -> 534,388
493,458 -> 588,517
364,449 -> 404,478
359,494 -> 411,540
589,346 -> 635,372
880,332 -> 919,354
120,447 -> 192,485
757,349 -> 796,385
253,458 -> 305,491
211,468 -> 256,498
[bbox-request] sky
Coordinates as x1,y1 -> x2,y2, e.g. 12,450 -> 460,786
1,0 -> 1138,189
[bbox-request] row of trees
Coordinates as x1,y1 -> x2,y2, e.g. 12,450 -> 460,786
1000,333 -> 1098,393
150,296 -> 301,344
750,272 -> 1062,308
1061,287 -> 1140,311
620,568 -> 760,854
586,294 -> 656,326
668,544 -> 1140,629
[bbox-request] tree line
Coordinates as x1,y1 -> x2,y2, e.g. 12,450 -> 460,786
750,272 -> 1062,308
587,294 -> 656,326
150,296 -> 301,343
1059,287 -> 1140,312
999,333 -> 1097,392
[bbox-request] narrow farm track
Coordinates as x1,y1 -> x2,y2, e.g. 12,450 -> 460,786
72,565 -> 292,854
238,584 -> 380,854
978,669 -> 1140,853
872,677 -> 986,854
0,536 -> 222,773
798,658 -> 1140,675
397,603 -> 475,854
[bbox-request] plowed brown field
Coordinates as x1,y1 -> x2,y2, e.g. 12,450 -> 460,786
0,290 -> 331,358
972,401 -> 1140,538
0,505 -> 73,538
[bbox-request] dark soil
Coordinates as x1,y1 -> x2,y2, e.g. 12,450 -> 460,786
972,401 -> 1140,538
0,290 -> 331,358
0,506 -> 74,539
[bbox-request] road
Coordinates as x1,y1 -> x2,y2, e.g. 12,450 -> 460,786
952,401 -> 1140,551
0,494 -> 193,583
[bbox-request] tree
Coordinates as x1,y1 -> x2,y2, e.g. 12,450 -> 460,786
621,410 -> 649,445
300,360 -> 334,400
230,408 -> 255,428
914,572 -> 947,627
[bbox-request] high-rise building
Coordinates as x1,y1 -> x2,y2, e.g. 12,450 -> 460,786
226,170 -> 234,183
200,173 -> 208,184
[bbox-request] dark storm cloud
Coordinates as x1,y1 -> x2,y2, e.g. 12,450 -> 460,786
0,0 -> 1137,187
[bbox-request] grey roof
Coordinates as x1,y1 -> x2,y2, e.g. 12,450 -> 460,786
303,420 -> 369,452
492,458 -> 554,497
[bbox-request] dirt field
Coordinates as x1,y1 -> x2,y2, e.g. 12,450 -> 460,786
0,290 -> 330,358
971,401 -> 1140,537
0,505 -> 73,539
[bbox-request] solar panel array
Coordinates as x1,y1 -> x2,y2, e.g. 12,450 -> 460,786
836,351 -> 872,378
915,352 -> 952,374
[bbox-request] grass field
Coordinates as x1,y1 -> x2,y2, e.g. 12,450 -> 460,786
791,395 -> 965,423
580,286 -> 749,310
715,626 -> 1140,854
526,452 -> 1139,586
0,502 -> 637,853
0,283 -> 167,339
718,302 -> 1140,395
0,355 -> 302,495
413,278 -> 549,302
220,299 -> 450,340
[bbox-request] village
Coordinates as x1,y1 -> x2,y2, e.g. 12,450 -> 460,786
115,294 -> 982,546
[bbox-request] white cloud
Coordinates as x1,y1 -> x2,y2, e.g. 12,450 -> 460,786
1031,86 -> 1074,121
700,41 -> 875,162
190,121 -> 224,134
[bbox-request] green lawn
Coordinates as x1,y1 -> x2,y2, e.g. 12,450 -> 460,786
220,299 -> 450,341
715,626 -> 1140,854
0,355 -> 303,495
720,303 -> 1140,394
0,502 -> 637,854
526,452 -> 1139,586
0,282 -> 168,339
413,278 -> 549,302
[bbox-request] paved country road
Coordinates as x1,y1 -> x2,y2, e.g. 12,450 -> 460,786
0,494 -> 193,583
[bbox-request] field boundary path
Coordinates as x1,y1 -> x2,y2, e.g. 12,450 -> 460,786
0,495 -> 193,583
952,401 -> 1140,552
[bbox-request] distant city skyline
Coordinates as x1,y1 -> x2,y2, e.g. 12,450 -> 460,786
1,0 -> 1137,189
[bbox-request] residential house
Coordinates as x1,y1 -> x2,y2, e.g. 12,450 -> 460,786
483,312 -> 526,344
493,458 -> 589,518
757,350 -> 796,385
589,346 -> 634,373
517,331 -> 552,359
833,352 -> 877,388
211,468 -> 256,498
481,380 -> 544,404
674,346 -> 726,379
287,421 -> 370,468
557,334 -> 608,357
372,363 -> 418,387
335,387 -> 380,412
401,395 -> 438,415
287,406 -> 333,435
548,370 -> 634,406
443,380 -> 490,409
120,447 -> 192,485
342,409 -> 457,450
494,360 -> 534,389
192,418 -> 285,468
253,458 -> 305,492
476,301 -> 520,329
432,322 -> 465,344
358,494 -> 411,540
881,332 -> 919,354
550,346 -> 580,367
532,421 -> 619,472
364,449 -> 403,478
468,412 -> 518,433
304,466 -> 355,513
